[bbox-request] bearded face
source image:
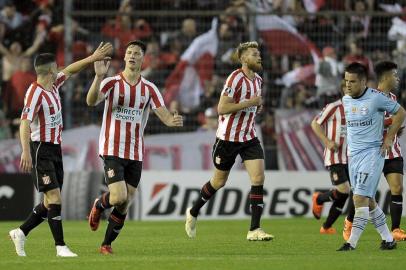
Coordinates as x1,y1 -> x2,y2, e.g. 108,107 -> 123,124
242,48 -> 262,72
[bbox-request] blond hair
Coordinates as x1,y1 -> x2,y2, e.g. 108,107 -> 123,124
237,41 -> 259,59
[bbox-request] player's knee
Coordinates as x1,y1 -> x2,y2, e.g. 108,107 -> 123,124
211,177 -> 227,189
250,174 -> 265,185
109,194 -> 127,206
336,182 -> 350,194
333,191 -> 349,208
390,183 -> 403,195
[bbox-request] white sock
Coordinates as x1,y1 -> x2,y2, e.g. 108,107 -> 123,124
347,207 -> 369,248
369,206 -> 393,242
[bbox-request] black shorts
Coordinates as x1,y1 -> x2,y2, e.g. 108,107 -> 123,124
383,157 -> 404,175
30,141 -> 64,192
102,156 -> 142,188
327,164 -> 350,186
212,137 -> 264,171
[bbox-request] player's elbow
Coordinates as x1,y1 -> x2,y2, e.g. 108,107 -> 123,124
86,96 -> 97,107
217,104 -> 228,115
310,119 -> 318,132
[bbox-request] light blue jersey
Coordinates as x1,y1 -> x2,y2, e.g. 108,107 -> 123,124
342,88 -> 400,156
343,87 -> 400,197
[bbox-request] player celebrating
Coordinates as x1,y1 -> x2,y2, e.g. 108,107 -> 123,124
311,82 -> 351,235
343,61 -> 406,241
9,43 -> 113,257
337,63 -> 405,251
86,40 -> 183,254
184,41 -> 273,241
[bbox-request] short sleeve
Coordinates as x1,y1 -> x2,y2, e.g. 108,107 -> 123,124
221,71 -> 242,98
315,103 -> 338,125
21,85 -> 42,121
147,83 -> 165,110
53,72 -> 67,90
377,94 -> 400,115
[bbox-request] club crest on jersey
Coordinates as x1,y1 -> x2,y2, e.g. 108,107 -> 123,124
42,175 -> 51,185
332,172 -> 339,182
360,106 -> 368,115
23,107 -> 30,113
140,96 -> 146,103
107,168 -> 115,178
215,156 -> 221,164
351,107 -> 357,114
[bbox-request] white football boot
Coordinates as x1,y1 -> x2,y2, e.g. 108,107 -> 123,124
185,207 -> 197,238
9,228 -> 27,256
247,228 -> 274,241
56,245 -> 78,257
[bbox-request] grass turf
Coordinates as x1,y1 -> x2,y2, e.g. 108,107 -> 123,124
0,217 -> 405,270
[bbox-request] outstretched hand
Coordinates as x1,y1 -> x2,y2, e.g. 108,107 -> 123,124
91,42 -> 113,62
171,110 -> 183,127
94,59 -> 111,76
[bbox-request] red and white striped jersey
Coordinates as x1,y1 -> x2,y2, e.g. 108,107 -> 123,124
384,92 -> 402,159
21,72 -> 66,144
216,69 -> 262,142
99,73 -> 165,161
315,99 -> 347,166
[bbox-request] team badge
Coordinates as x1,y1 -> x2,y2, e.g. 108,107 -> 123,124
351,107 -> 357,114
107,168 -> 115,178
360,106 -> 368,115
42,175 -> 51,185
140,96 -> 146,103
215,156 -> 221,164
119,94 -> 125,97
332,172 -> 338,182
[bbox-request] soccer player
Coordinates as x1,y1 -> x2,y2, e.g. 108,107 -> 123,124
9,43 -> 113,257
342,61 -> 406,241
184,41 -> 273,241
311,82 -> 350,234
86,40 -> 183,254
337,62 -> 405,251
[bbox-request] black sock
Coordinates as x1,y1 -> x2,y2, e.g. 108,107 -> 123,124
102,208 -> 126,246
190,181 -> 218,217
347,192 -> 355,222
250,185 -> 264,231
390,194 -> 403,231
96,192 -> 112,210
47,204 -> 65,246
316,189 -> 335,204
323,191 -> 348,229
20,202 -> 48,236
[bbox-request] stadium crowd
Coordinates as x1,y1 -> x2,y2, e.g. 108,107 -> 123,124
1,0 -> 406,171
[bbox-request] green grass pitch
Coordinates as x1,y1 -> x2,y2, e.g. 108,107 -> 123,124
1,218 -> 405,270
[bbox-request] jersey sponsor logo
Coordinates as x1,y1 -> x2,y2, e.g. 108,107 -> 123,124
347,118 -> 372,127
42,175 -> 51,185
113,106 -> 143,123
107,168 -> 115,178
48,111 -> 63,128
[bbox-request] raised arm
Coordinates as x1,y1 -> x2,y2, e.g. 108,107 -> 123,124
62,42 -> 112,79
22,31 -> 46,57
86,59 -> 110,106
217,94 -> 262,115
154,107 -> 183,127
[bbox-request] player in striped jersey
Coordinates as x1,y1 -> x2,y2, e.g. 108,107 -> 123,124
86,40 -> 183,254
310,81 -> 351,234
9,43 -> 113,257
185,41 -> 273,241
343,61 -> 406,241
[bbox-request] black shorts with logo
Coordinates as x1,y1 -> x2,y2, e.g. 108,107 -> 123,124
102,156 -> 142,188
383,157 -> 404,175
212,137 -> 264,171
30,141 -> 64,192
327,164 -> 350,186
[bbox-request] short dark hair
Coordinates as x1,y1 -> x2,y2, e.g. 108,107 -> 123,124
374,61 -> 397,82
126,40 -> 146,53
34,53 -> 56,68
345,62 -> 368,80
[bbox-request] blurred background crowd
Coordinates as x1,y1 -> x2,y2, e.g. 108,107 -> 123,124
1,0 -> 406,170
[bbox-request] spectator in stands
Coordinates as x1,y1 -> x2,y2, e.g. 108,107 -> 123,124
343,40 -> 373,75
215,22 -> 236,77
0,1 -> 23,30
101,0 -> 152,57
315,46 -> 343,97
174,18 -> 197,51
197,107 -> 217,132
347,0 -> 371,40
0,109 -> 11,140
261,111 -> 278,170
